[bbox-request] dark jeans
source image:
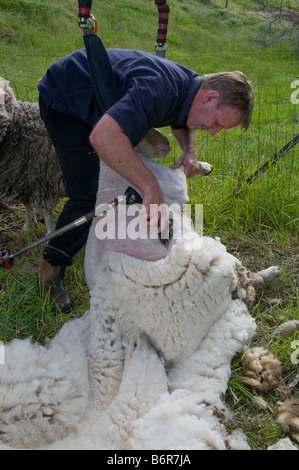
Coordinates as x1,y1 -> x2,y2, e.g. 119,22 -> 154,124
39,98 -> 100,266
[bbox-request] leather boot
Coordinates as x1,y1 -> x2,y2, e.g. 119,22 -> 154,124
40,260 -> 72,312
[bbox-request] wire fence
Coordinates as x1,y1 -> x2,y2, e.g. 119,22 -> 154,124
166,52 -> 299,200
1,53 -> 298,203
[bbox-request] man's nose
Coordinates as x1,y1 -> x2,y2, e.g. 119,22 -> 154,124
209,126 -> 222,136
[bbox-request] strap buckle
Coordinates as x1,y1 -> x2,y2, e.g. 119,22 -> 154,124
154,42 -> 167,58
78,14 -> 98,34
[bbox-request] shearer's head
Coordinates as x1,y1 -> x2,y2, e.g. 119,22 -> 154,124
187,71 -> 254,135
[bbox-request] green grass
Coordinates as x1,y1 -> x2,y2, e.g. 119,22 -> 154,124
0,246 -> 89,344
0,0 -> 298,450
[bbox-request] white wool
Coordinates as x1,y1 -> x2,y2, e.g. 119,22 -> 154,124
139,156 -> 189,207
129,390 -> 230,450
89,236 -> 245,363
267,438 -> 298,451
168,298 -> 256,398
0,313 -> 90,449
0,234 -> 257,450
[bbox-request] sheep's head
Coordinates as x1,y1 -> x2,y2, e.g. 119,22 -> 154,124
0,86 -> 8,105
135,128 -> 171,160
0,77 -> 18,143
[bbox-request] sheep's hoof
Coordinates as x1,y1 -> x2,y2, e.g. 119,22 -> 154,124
252,266 -> 280,286
198,162 -> 213,176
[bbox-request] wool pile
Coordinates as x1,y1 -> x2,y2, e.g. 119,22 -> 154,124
0,231 -> 259,450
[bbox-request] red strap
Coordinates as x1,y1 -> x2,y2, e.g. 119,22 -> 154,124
78,7 -> 91,17
0,257 -> 11,270
90,14 -> 98,34
155,0 -> 170,45
78,0 -> 92,18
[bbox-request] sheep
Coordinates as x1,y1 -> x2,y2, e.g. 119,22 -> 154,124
0,128 -> 282,450
0,77 -> 65,234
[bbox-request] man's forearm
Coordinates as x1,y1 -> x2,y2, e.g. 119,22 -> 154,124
90,114 -> 159,194
171,127 -> 196,154
171,127 -> 199,177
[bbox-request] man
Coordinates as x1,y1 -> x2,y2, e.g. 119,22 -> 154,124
38,48 -> 254,312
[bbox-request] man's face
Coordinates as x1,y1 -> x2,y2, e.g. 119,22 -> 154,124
187,90 -> 243,136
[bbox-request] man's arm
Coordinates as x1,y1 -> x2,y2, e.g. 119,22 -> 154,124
171,127 -> 200,178
89,113 -> 167,231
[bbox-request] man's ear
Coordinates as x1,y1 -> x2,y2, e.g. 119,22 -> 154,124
203,90 -> 220,104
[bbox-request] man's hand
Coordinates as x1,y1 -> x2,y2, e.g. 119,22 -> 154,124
171,127 -> 200,177
138,185 -> 168,233
173,153 -> 213,177
173,152 -> 200,178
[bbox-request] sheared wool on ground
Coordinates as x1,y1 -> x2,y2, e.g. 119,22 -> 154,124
0,233 -> 258,450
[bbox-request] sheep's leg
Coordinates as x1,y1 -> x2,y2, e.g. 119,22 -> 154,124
96,336 -> 168,449
0,201 -> 10,210
197,161 -> 213,175
87,302 -> 124,412
252,266 -> 280,286
37,208 -> 56,234
23,204 -> 37,231
24,205 -> 56,235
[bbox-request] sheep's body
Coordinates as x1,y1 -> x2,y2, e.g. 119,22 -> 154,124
84,129 -> 211,288
0,128 -> 282,450
0,78 -> 64,233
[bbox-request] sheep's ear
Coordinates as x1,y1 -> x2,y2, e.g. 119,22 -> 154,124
0,92 -> 8,101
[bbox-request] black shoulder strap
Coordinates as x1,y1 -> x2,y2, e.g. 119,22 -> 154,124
78,1 -> 118,114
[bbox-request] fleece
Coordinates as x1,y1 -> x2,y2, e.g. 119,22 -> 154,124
0,234 -> 257,450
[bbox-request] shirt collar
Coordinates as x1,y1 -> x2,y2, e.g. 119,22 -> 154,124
176,76 -> 203,126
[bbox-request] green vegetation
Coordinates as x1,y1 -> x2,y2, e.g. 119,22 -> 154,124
0,0 -> 298,450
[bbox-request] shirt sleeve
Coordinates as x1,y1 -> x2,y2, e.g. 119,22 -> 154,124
106,78 -> 173,147
104,50 -> 201,147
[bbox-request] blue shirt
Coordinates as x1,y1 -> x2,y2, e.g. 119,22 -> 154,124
38,48 -> 202,147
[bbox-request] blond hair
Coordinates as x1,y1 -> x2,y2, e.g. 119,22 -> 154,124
201,71 -> 254,130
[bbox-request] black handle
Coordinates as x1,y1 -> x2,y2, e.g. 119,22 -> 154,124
125,187 -> 143,205
78,0 -> 92,19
